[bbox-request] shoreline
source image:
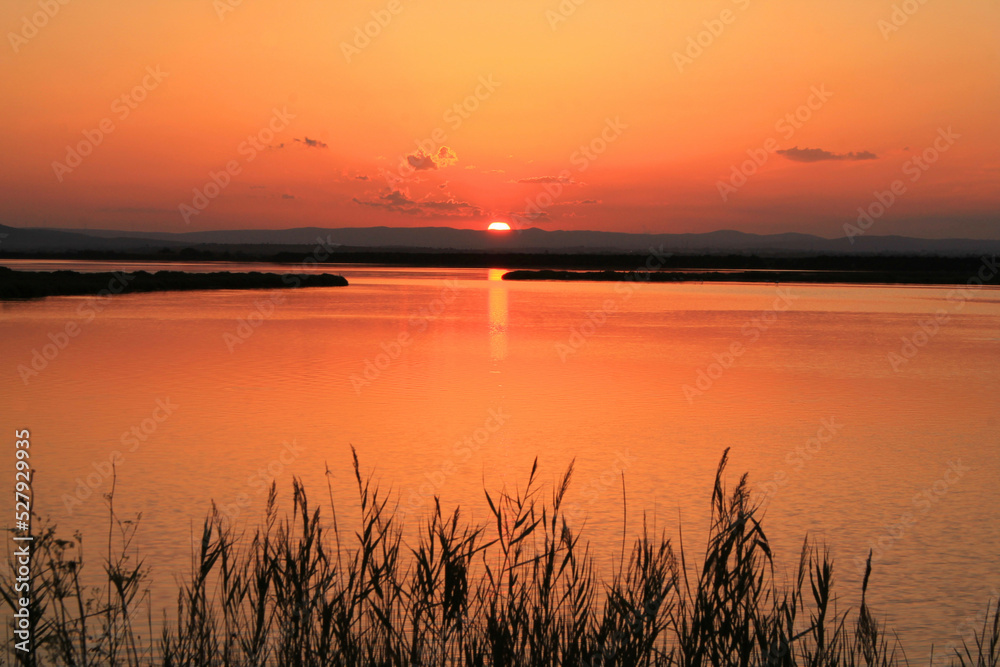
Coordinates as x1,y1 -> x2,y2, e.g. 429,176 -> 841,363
2,247 -> 998,272
3,259 -> 998,296
501,267 -> 1000,286
0,266 -> 348,300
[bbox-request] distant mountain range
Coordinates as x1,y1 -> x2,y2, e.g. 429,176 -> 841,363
2,223 -> 999,256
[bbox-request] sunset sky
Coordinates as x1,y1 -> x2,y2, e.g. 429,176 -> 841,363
2,0 -> 998,238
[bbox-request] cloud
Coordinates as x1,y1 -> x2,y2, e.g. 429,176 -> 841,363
97,206 -> 176,214
777,146 -> 878,163
509,210 -> 552,224
355,175 -> 370,181
435,146 -> 458,167
550,199 -> 601,207
407,152 -> 436,171
406,145 -> 458,171
295,137 -> 328,149
352,189 -> 483,219
511,175 -> 579,184
502,199 -> 601,225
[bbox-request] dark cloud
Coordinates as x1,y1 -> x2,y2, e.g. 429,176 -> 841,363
777,146 -> 878,163
407,153 -> 436,170
406,146 -> 458,171
355,175 -> 370,181
353,189 -> 483,219
295,137 -> 329,149
282,194 -> 295,199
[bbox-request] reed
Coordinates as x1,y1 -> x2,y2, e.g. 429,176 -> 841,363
3,448 -> 997,666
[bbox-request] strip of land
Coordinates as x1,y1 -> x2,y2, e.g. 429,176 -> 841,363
3,251 -> 998,287
4,246 -> 997,274
501,267 -> 999,286
0,267 -> 348,300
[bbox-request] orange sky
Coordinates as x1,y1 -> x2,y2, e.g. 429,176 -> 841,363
1,0 -> 998,238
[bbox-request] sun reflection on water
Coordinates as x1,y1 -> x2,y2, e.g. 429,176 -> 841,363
488,269 -> 508,361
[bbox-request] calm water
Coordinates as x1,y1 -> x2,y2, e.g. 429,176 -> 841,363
2,260 -> 999,662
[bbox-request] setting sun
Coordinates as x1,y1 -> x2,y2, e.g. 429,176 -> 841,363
488,222 -> 511,232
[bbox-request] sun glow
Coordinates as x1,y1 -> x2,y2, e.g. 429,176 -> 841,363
487,222 -> 511,232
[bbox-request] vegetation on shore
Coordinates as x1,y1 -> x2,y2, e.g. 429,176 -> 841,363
3,247 -> 999,279
0,267 -> 348,300
501,268 -> 1000,286
2,450 -> 997,666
